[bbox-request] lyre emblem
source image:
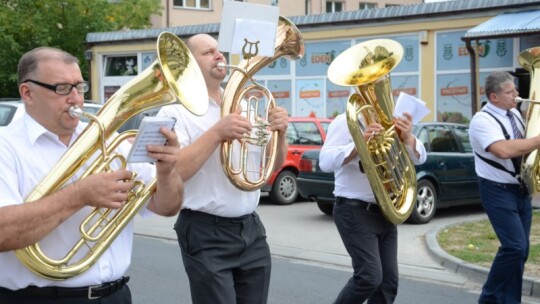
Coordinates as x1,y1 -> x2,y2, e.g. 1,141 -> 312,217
242,39 -> 260,60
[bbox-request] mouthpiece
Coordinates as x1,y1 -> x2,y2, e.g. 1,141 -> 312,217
68,106 -> 83,118
217,62 -> 227,70
515,96 -> 538,103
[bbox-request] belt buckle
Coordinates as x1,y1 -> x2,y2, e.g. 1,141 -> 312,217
88,284 -> 101,300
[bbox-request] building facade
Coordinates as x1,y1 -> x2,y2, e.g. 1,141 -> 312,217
87,0 -> 540,123
151,0 -> 424,28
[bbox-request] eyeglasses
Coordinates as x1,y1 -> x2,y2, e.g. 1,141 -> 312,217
22,79 -> 89,95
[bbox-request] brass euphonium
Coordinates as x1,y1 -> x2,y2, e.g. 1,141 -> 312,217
327,39 -> 417,225
219,16 -> 304,191
15,32 -> 208,280
518,46 -> 540,195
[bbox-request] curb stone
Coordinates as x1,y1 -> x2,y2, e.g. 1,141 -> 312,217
425,219 -> 540,298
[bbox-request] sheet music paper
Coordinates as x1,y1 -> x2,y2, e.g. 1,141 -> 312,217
127,116 -> 176,163
218,1 -> 279,56
393,92 -> 431,124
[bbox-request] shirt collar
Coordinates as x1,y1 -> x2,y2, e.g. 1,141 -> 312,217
484,102 -> 507,117
22,112 -> 85,146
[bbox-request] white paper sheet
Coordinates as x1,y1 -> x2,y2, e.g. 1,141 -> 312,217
393,92 -> 431,124
231,19 -> 277,57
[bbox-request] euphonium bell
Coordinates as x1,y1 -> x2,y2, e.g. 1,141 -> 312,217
219,16 -> 304,191
518,46 -> 540,195
15,32 -> 208,280
327,39 -> 417,225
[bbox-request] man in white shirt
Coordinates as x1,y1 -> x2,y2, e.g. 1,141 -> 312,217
0,47 -> 184,303
470,71 -> 538,304
157,34 -> 289,304
319,112 -> 426,304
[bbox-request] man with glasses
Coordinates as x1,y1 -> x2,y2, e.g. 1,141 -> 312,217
0,47 -> 185,303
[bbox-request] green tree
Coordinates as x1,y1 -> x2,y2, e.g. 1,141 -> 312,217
0,0 -> 162,98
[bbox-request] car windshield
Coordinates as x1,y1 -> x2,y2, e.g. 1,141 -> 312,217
0,105 -> 17,126
287,122 -> 323,145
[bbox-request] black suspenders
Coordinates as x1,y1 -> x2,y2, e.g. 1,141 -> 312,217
475,110 -> 524,181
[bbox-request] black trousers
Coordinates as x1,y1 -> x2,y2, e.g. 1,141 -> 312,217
175,209 -> 272,304
333,198 -> 398,304
0,284 -> 131,304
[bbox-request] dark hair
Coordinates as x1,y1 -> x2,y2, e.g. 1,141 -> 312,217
484,71 -> 514,100
18,47 -> 79,85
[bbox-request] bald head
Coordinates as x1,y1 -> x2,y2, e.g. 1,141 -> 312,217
185,34 -> 217,53
184,34 -> 227,91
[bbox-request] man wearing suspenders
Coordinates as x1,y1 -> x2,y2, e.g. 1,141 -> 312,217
469,71 -> 538,304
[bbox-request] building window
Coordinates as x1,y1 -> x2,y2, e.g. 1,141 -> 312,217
385,4 -> 399,7
104,56 -> 138,77
173,0 -> 210,9
326,1 -> 343,13
359,2 -> 376,10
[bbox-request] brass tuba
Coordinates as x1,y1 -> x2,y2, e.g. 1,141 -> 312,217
15,32 -> 208,280
219,16 -> 304,191
518,46 -> 540,195
327,39 -> 417,225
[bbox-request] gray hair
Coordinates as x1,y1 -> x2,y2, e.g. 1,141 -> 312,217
18,47 -> 79,85
484,71 -> 514,100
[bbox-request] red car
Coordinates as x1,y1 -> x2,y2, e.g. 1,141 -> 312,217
262,117 -> 332,205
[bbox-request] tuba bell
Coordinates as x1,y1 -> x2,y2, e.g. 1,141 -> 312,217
327,39 -> 417,225
518,46 -> 540,195
15,32 -> 208,280
219,16 -> 304,191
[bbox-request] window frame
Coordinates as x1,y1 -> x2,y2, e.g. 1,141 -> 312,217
326,1 -> 344,13
359,2 -> 377,10
173,0 -> 211,10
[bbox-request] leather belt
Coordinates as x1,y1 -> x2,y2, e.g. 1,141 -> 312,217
181,209 -> 254,225
3,276 -> 129,300
335,197 -> 380,212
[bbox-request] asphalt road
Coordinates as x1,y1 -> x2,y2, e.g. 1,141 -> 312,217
128,235 -> 482,304
132,196 -> 540,303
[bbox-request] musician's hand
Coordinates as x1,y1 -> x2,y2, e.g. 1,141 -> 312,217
394,112 -> 415,147
213,106 -> 252,141
268,107 -> 288,136
77,169 -> 135,209
363,123 -> 383,141
147,127 -> 181,175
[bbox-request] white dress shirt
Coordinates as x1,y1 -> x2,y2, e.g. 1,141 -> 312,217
469,103 -> 525,184
319,113 -> 427,202
157,97 -> 260,217
0,113 -> 154,290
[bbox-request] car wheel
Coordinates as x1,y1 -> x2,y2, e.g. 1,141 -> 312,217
317,201 -> 334,215
269,170 -> 298,205
407,179 -> 437,224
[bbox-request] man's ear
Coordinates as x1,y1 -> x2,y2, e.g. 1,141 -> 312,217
489,92 -> 498,104
19,84 -> 32,103
19,83 -> 31,99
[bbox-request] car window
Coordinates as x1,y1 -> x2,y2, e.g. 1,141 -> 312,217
0,105 -> 17,126
80,104 -> 102,123
452,125 -> 472,153
321,122 -> 330,135
426,125 -> 459,153
416,127 -> 430,151
287,122 -> 323,145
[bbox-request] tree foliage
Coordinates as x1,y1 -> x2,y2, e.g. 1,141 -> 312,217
0,0 -> 162,98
